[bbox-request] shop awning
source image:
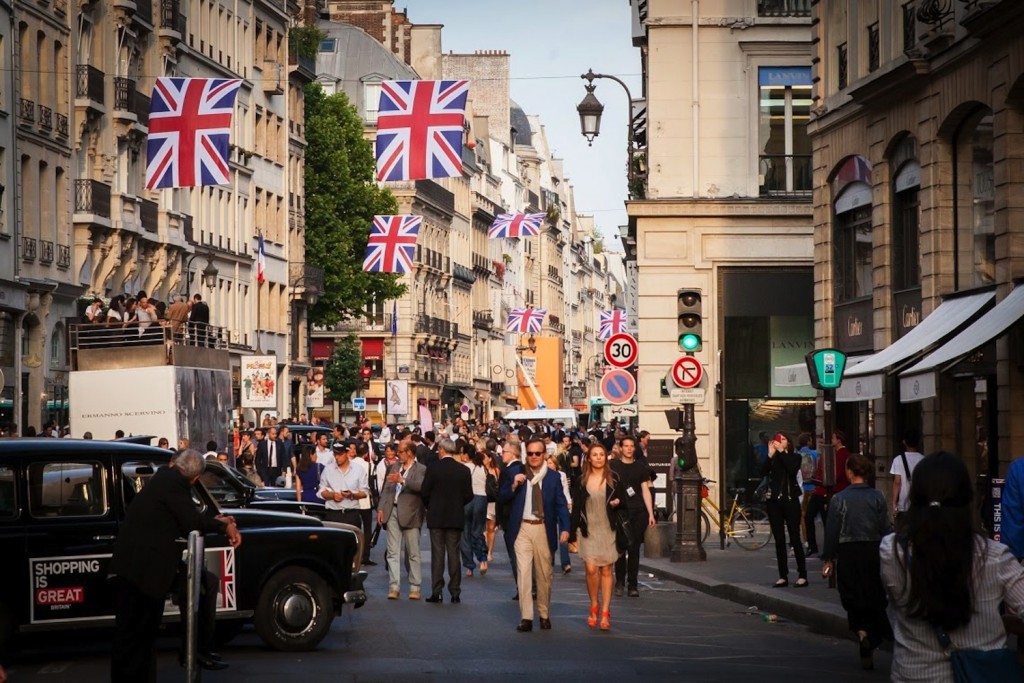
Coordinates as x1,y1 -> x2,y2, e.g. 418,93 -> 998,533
837,291 -> 994,401
773,357 -> 871,401
899,285 -> 1024,402
458,388 -> 476,403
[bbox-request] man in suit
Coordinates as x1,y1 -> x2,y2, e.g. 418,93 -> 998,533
110,449 -> 242,681
500,437 -> 570,632
420,438 -> 473,603
498,440 -> 525,599
256,426 -> 283,486
278,424 -> 294,471
377,440 -> 427,599
189,293 -> 211,346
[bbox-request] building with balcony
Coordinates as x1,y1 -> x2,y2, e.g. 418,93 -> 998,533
626,0 -> 814,491
808,0 -> 1024,491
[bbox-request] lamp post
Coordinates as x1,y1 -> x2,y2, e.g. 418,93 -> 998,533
578,68 -> 638,197
183,250 -> 219,297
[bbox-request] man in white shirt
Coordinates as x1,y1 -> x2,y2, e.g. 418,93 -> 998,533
314,433 -> 332,465
890,428 -> 925,528
317,441 -> 368,528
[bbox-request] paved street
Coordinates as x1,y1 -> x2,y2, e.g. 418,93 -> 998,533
8,537 -> 890,682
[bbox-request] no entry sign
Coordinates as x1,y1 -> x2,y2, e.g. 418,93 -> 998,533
670,356 -> 704,388
601,369 -> 636,405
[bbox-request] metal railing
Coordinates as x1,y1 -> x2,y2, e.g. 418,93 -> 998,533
114,77 -> 134,112
757,0 -> 810,17
74,179 -> 112,217
18,98 -> 34,124
21,236 -> 37,262
56,113 -> 68,137
70,321 -> 230,352
759,154 -> 813,196
39,240 -> 53,264
76,65 -> 105,103
38,105 -> 52,130
57,244 -> 71,269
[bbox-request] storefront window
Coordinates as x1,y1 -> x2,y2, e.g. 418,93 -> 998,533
955,109 -> 994,289
834,205 -> 873,302
758,67 -> 812,196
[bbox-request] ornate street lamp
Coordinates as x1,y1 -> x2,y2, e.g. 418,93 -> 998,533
578,68 -> 638,196
576,82 -> 604,145
201,255 -> 219,290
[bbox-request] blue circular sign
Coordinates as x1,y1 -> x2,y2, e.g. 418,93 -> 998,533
601,369 -> 636,405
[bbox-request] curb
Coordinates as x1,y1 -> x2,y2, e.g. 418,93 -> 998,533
639,561 -> 851,640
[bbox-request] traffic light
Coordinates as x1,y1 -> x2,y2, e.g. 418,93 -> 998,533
674,434 -> 698,472
677,289 -> 703,352
360,365 -> 372,389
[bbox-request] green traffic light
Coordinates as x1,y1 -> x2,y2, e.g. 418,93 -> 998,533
680,333 -> 701,351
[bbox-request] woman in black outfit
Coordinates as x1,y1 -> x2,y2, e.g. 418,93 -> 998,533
762,432 -> 808,587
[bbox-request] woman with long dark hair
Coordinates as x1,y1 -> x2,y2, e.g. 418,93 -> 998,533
294,444 -> 323,504
762,432 -> 807,588
460,445 -> 489,576
569,443 -> 625,631
881,451 -> 1024,681
821,453 -> 891,669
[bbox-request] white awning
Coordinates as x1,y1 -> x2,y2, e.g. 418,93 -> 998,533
772,357 -> 871,400
899,286 -> 1024,402
845,291 -> 994,378
774,362 -> 810,387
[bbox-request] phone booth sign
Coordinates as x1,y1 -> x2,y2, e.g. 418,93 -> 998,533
805,348 -> 848,391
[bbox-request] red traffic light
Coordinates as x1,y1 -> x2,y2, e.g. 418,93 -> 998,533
360,366 -> 372,379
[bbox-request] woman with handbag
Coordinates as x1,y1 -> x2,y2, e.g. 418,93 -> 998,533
483,450 -> 500,562
762,432 -> 808,588
569,444 -> 625,631
881,451 -> 1024,682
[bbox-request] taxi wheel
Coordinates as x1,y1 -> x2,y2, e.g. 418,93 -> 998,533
254,567 -> 333,651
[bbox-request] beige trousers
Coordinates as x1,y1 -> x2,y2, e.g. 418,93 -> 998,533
514,521 -> 552,620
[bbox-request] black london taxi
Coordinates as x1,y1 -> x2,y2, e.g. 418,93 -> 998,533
0,439 -> 366,654
198,459 -> 328,518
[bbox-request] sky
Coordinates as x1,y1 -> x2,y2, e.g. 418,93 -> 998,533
401,0 -> 640,250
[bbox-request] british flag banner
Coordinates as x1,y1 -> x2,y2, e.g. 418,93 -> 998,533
375,80 -> 470,182
145,77 -> 242,190
507,308 -> 547,334
488,213 -> 545,239
362,215 -> 422,274
598,309 -> 627,340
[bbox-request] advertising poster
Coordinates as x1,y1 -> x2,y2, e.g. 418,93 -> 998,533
305,365 -> 325,409
386,379 -> 409,416
241,355 -> 277,409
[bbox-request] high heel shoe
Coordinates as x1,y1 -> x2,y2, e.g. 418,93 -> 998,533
587,604 -> 599,628
599,610 -> 611,631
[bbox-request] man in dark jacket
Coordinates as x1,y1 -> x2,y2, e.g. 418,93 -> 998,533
110,449 -> 241,682
498,440 -> 525,596
420,438 -> 473,603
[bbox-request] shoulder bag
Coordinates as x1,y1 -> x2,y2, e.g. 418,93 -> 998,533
485,470 -> 499,503
932,622 -> 1023,682
612,509 -> 632,554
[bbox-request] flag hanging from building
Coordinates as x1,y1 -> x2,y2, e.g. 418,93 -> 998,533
391,299 -> 398,336
256,233 -> 266,284
375,79 -> 470,182
145,77 -> 242,189
488,213 -> 545,239
362,215 -> 422,274
598,309 -> 627,340
506,307 -> 547,334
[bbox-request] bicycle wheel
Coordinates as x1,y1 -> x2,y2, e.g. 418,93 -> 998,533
731,506 -> 772,550
699,510 -> 710,545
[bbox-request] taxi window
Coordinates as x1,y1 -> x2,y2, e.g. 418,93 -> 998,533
0,465 -> 16,519
121,461 -> 161,508
28,461 -> 107,518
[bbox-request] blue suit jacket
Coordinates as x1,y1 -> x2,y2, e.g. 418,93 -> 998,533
1002,458 -> 1024,559
499,468 -> 570,559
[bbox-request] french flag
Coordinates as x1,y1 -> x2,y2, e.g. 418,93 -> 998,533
257,233 -> 266,284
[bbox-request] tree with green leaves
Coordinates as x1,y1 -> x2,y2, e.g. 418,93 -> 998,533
304,84 -> 406,326
323,334 -> 362,405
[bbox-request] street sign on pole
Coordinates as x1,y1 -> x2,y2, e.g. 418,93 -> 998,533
353,397 -> 366,411
670,356 -> 704,388
607,403 -> 639,418
604,332 -> 638,369
670,387 -> 706,404
600,369 -> 636,405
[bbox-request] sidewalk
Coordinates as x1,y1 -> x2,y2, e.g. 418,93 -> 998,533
639,541 -> 851,639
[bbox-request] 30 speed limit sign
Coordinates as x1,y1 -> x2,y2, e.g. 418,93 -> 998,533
604,333 -> 638,369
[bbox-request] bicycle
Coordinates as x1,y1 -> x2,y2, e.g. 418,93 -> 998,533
698,478 -> 772,550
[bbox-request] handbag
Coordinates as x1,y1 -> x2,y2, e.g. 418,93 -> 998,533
932,622 -> 1024,682
613,510 -> 632,553
485,471 -> 499,503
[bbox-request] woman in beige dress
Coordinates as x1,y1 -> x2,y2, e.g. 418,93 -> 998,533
569,443 -> 625,631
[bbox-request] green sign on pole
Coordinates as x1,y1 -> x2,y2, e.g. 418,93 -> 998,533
805,348 -> 848,390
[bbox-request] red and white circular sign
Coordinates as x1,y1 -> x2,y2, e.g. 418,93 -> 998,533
671,356 -> 704,388
603,333 -> 638,369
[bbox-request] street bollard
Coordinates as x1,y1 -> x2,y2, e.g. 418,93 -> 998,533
185,530 -> 204,683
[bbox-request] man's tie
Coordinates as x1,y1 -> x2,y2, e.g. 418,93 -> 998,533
532,478 -> 544,521
269,442 -> 276,468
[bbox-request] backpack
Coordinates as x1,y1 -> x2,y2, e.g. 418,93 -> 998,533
799,449 -> 817,484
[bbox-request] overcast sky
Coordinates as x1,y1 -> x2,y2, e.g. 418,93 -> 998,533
402,0 -> 639,249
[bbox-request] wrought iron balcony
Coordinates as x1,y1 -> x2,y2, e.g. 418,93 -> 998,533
18,98 -> 34,124
472,310 -> 494,329
38,105 -> 52,130
757,0 -> 811,17
415,314 -> 457,338
74,179 -> 112,218
57,244 -> 71,269
39,240 -> 54,264
133,0 -> 153,26
56,113 -> 68,137
139,198 -> 159,233
114,77 -> 135,112
76,65 -> 105,103
759,154 -> 813,197
135,90 -> 151,126
21,237 -> 37,262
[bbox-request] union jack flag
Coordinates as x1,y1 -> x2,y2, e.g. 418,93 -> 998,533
375,80 -> 470,182
216,548 -> 236,611
598,309 -> 627,340
488,213 -> 545,239
507,307 -> 547,334
362,215 -> 422,274
145,77 -> 242,190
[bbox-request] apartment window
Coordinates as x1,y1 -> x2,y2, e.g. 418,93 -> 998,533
363,79 -> 382,125
757,67 -> 812,196
838,43 -> 848,89
319,38 -> 336,52
834,205 -> 873,303
902,3 -> 917,53
891,138 -> 921,293
50,324 -> 63,367
868,23 -> 880,72
955,110 -> 995,289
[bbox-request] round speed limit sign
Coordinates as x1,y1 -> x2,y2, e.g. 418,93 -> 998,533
604,333 -> 638,369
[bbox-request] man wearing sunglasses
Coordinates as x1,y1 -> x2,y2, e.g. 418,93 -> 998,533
500,438 -> 570,632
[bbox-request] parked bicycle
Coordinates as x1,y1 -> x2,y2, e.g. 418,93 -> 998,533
699,478 -> 772,550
